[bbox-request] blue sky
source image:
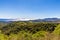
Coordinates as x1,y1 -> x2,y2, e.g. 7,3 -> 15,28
0,0 -> 60,19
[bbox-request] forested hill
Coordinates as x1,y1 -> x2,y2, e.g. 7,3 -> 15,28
0,21 -> 60,40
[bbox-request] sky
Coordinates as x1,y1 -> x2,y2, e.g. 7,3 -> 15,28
0,0 -> 60,19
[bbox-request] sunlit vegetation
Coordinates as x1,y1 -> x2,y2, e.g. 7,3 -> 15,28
0,21 -> 60,40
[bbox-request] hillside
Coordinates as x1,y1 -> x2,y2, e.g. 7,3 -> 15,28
0,20 -> 59,40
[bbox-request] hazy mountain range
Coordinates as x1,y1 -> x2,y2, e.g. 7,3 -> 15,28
0,18 -> 60,23
30,18 -> 60,22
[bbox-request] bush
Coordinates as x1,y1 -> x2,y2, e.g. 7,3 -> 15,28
53,24 -> 60,35
0,33 -> 8,40
8,34 -> 18,40
32,31 -> 47,37
17,31 -> 32,40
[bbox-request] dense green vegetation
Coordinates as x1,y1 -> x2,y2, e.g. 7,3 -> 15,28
0,21 -> 60,40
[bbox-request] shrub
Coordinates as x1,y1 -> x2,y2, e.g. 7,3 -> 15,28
53,24 -> 60,35
17,31 -> 32,40
0,33 -> 8,40
32,31 -> 47,37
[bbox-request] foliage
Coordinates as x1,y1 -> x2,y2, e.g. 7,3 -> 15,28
0,33 -> 8,40
32,31 -> 47,38
1,22 -> 58,35
0,21 -> 59,40
53,24 -> 60,35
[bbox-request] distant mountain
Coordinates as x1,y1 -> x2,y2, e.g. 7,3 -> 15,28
30,18 -> 60,23
43,18 -> 60,21
0,18 -> 60,23
0,19 -> 13,21
0,18 -> 30,22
